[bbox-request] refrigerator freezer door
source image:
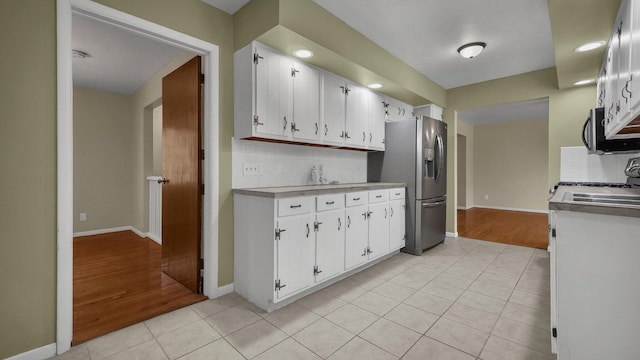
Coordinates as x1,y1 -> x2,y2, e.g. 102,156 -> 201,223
417,117 -> 447,200
414,197 -> 446,253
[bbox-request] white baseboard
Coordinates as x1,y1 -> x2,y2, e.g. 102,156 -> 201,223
457,206 -> 472,210
73,226 -> 150,238
147,233 -> 162,245
6,343 -> 56,360
446,232 -> 458,238
471,205 -> 548,214
218,283 -> 234,296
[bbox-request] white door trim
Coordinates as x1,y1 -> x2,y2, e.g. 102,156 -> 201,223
56,0 -> 220,354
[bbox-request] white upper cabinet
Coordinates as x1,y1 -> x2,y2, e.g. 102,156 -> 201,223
386,97 -> 414,122
291,61 -> 321,142
629,0 -> 640,112
235,41 -> 401,149
368,92 -> 387,150
603,0 -> 640,138
322,72 -> 348,146
345,83 -> 369,148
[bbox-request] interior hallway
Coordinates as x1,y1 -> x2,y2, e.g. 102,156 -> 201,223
73,231 -> 206,344
457,208 -> 549,250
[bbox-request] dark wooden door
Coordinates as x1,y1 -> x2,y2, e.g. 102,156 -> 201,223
161,56 -> 202,293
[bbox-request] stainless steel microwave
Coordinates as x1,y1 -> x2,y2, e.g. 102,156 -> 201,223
582,107 -> 640,154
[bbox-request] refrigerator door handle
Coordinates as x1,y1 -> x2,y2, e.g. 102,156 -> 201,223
422,200 -> 446,208
435,134 -> 444,183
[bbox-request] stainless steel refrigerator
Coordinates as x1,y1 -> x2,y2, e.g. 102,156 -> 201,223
368,116 -> 447,255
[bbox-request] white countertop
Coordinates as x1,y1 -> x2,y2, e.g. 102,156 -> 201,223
232,182 -> 406,198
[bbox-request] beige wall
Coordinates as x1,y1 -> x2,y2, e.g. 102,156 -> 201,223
152,105 -> 163,175
472,119 -> 549,211
74,87 -> 135,233
457,120 -> 474,209
457,134 -> 467,208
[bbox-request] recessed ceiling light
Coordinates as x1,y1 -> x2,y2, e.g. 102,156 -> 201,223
293,49 -> 314,58
574,41 -> 606,52
72,49 -> 91,59
457,42 -> 486,59
368,83 -> 383,89
572,79 -> 596,86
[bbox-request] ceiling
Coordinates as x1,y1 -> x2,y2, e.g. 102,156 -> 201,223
72,13 -> 183,95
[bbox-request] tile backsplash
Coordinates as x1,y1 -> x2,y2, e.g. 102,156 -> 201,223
560,146 -> 640,183
232,138 -> 367,189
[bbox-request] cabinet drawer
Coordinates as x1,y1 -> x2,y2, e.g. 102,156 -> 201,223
278,197 -> 314,217
389,188 -> 405,200
346,191 -> 368,207
316,194 -> 344,212
369,189 -> 389,203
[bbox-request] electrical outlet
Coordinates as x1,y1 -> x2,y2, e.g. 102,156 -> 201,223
243,162 -> 263,176
482,195 -> 489,200
79,212 -> 87,221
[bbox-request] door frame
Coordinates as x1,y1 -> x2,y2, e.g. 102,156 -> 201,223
56,0 -> 220,354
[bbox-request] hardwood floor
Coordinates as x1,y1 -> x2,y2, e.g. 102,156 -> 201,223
73,231 -> 207,345
457,208 -> 548,249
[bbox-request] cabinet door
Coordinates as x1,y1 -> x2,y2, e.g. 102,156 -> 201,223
254,45 -> 292,139
617,0 -> 632,117
322,73 -> 347,145
292,61 -> 321,142
597,65 -> 606,108
368,92 -> 387,150
629,0 -> 640,111
345,84 -> 369,148
605,44 -> 618,137
389,200 -> 406,251
367,203 -> 389,260
345,205 -> 369,270
275,214 -> 315,299
315,210 -> 345,282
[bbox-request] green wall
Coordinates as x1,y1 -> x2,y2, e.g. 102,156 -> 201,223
0,1 -> 57,357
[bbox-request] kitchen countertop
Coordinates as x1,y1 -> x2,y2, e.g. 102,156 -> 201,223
549,185 -> 640,218
233,182 -> 406,198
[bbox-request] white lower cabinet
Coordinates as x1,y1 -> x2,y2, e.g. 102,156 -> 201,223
314,194 -> 345,283
234,186 -> 405,312
275,213 -> 315,299
389,200 -> 406,250
344,204 -> 369,270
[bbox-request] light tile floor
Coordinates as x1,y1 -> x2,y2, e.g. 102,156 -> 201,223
50,237 -> 556,360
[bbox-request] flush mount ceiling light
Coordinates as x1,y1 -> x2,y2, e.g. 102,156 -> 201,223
72,49 -> 91,59
574,41 -> 606,52
457,42 -> 486,59
293,49 -> 314,58
572,79 -> 596,86
368,83 -> 383,89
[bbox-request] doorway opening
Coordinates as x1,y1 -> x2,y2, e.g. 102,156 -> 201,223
57,0 -> 220,353
455,98 -> 549,249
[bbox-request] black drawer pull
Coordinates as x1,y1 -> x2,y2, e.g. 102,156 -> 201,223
353,197 -> 360,201
326,201 -> 335,205
395,192 -> 401,196
290,204 -> 302,208
376,195 -> 382,198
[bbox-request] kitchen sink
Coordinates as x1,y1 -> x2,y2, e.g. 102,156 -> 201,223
562,192 -> 640,207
